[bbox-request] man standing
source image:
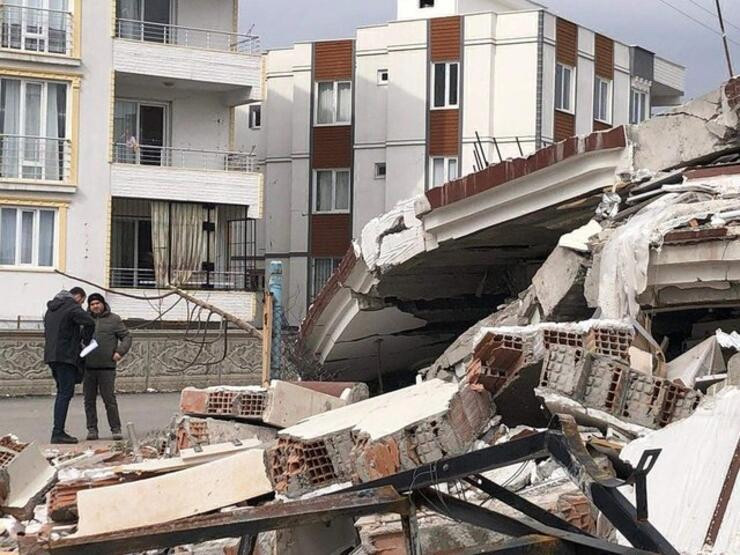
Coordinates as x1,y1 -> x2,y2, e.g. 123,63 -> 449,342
43,287 -> 95,444
84,293 -> 131,441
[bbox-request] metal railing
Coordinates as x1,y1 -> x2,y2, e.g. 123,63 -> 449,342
0,135 -> 71,181
115,18 -> 260,55
112,143 -> 257,173
0,5 -> 73,56
110,268 -> 264,292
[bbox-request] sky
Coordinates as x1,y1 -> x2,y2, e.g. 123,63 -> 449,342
240,0 -> 740,100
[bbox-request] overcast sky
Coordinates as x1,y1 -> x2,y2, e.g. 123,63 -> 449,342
240,0 -> 740,99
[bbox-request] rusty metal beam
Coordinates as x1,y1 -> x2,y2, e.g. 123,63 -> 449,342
45,487 -> 407,555
704,436 -> 740,547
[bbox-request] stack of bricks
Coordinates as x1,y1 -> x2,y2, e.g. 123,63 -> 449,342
0,435 -> 27,470
267,380 -> 493,498
47,478 -> 125,523
180,386 -> 269,422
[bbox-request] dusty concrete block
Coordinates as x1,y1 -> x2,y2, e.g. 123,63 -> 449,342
263,381 -> 348,428
532,247 -> 589,321
0,443 -> 57,520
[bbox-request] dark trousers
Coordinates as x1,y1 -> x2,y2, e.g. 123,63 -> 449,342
83,370 -> 121,433
49,362 -> 77,436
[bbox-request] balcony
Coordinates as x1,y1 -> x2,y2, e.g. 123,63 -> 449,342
110,144 -> 263,211
113,18 -> 262,92
109,268 -> 264,292
0,135 -> 71,182
0,4 -> 74,57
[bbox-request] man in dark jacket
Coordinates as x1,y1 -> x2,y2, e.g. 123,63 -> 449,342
84,293 -> 132,441
44,287 -> 95,444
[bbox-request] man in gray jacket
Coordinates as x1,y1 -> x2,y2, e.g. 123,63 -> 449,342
84,293 -> 132,440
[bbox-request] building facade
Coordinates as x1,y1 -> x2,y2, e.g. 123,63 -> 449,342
259,0 -> 685,323
0,0 -> 263,327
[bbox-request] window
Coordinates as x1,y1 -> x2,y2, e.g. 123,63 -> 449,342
315,81 -> 352,125
0,206 -> 56,267
555,63 -> 574,113
429,156 -> 458,190
116,0 -> 172,43
630,89 -> 649,124
375,162 -> 386,179
419,0 -> 435,7
593,76 -> 612,123
0,77 -> 69,181
249,104 -> 261,129
113,99 -> 168,166
377,69 -> 389,85
312,257 -> 342,298
432,62 -> 459,109
1,0 -> 71,55
314,169 -> 350,213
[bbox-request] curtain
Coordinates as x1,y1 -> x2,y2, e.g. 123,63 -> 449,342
45,82 -> 65,181
48,0 -> 69,54
151,202 -> 204,288
117,0 -> 141,39
317,82 -> 334,124
335,170 -> 349,211
38,209 -> 54,267
316,170 -> 333,212
2,0 -> 23,49
337,82 -> 351,123
0,207 -> 16,265
0,79 -> 20,179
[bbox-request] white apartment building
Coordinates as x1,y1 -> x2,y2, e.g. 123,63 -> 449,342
258,0 -> 685,324
0,0 -> 263,325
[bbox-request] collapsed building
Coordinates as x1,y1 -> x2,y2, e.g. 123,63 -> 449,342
2,81 -> 740,555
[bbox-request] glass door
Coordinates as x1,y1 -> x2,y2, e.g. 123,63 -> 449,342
113,100 -> 168,166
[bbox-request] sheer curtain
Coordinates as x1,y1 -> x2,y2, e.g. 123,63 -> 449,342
337,82 -> 351,123
48,0 -> 69,54
0,79 -> 21,179
117,0 -> 142,39
45,82 -> 66,181
151,202 -> 204,288
2,0 -> 23,50
317,83 -> 334,124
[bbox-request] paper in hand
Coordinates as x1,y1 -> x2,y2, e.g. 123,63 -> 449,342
80,339 -> 99,358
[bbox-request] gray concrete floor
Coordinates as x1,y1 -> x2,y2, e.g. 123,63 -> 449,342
0,392 -> 181,445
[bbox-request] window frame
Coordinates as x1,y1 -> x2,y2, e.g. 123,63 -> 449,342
630,88 -> 649,124
428,156 -> 458,190
374,162 -> 386,179
248,103 -> 262,129
419,0 -> 435,8
431,61 -> 459,110
377,69 -> 389,86
593,76 -> 613,124
311,256 -> 342,298
0,204 -> 58,269
313,168 -> 351,214
314,80 -> 353,126
554,62 -> 575,114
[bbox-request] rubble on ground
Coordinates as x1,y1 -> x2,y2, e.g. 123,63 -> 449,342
2,82 -> 740,554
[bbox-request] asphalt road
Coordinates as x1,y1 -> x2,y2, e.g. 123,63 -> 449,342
0,392 -> 181,445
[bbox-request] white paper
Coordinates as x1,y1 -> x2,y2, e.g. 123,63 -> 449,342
80,339 -> 99,358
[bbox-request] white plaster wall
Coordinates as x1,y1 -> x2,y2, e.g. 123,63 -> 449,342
0,1 -> 113,321
264,162 -> 292,255
234,106 -> 264,161
385,145 -> 426,210
576,27 -> 595,135
176,0 -> 234,34
355,26 -> 389,146
113,40 -> 261,90
353,148 -> 387,237
397,0 -> 456,20
108,290 -> 256,322
265,51 -> 295,160
289,159 -> 309,252
614,68 -> 630,126
654,57 -> 685,93
111,166 -> 262,214
291,45 -> 312,157
541,40 -> 556,145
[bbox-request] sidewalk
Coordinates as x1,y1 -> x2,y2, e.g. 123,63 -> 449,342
0,392 -> 181,445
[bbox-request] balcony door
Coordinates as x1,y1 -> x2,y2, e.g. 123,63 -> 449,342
114,99 -> 168,166
117,0 -> 171,43
111,217 -> 154,288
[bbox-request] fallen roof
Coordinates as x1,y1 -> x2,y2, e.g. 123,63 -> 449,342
301,79 -> 740,383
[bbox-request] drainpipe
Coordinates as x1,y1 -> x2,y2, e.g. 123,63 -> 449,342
267,261 -> 283,380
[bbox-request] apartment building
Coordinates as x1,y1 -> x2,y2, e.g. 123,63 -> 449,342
259,0 -> 685,323
0,0 -> 263,325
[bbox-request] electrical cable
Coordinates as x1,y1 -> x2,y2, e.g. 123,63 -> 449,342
655,0 -> 740,45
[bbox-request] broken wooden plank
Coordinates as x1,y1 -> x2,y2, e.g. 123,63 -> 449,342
46,487 -> 407,555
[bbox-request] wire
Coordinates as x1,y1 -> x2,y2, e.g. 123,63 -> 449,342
655,0 -> 740,46
54,269 -> 178,300
684,0 -> 740,34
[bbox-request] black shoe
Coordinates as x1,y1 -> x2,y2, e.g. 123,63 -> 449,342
86,430 -> 99,441
111,430 -> 123,441
51,433 -> 78,445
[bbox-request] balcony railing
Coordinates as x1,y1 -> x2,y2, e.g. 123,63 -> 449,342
113,143 -> 257,173
0,135 -> 71,182
0,5 -> 73,56
115,18 -> 260,55
110,268 -> 264,292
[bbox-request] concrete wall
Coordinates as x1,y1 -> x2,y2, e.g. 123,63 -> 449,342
176,0 -> 235,34
0,330 -> 262,396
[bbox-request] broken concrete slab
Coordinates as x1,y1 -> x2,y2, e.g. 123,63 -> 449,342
74,448 -> 272,537
0,443 -> 56,520
666,336 -> 726,387
175,416 -> 278,452
532,247 -> 590,321
268,379 -> 492,497
619,386 -> 740,554
558,220 -> 603,253
263,381 -> 348,428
